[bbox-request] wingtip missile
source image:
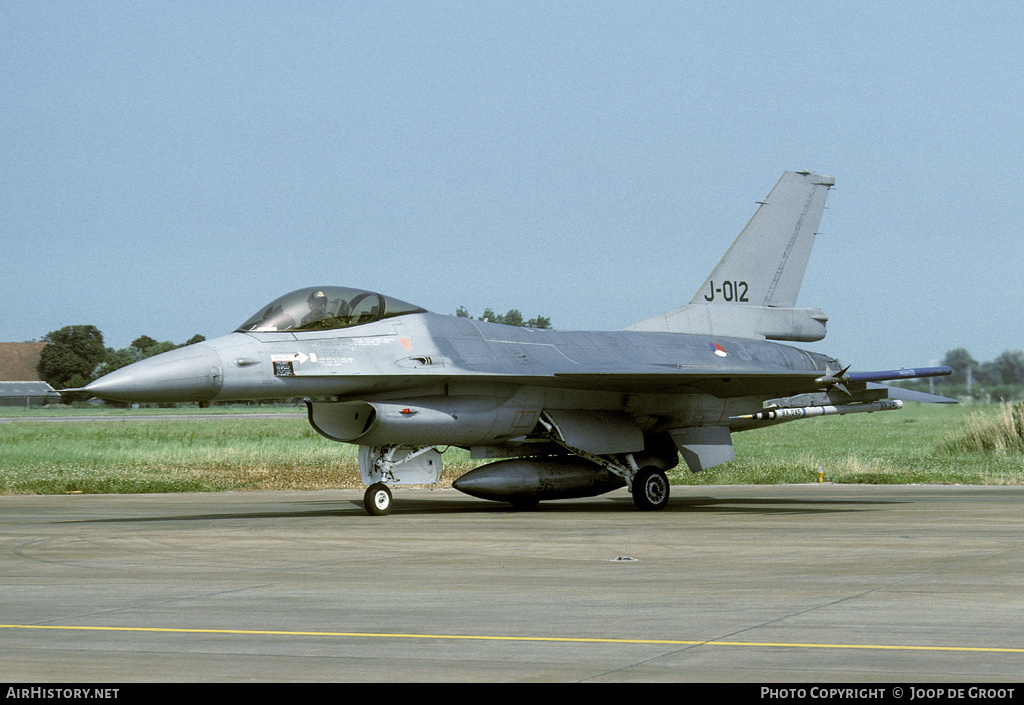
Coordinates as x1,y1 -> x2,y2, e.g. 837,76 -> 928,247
816,365 -> 952,389
846,366 -> 953,384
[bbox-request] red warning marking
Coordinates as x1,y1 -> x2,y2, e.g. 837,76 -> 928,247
399,338 -> 411,350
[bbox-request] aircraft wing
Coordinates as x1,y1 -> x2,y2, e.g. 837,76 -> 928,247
325,365 -> 956,401
554,364 -> 955,398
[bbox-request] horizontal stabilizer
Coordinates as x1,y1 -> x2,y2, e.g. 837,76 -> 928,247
867,383 -> 958,404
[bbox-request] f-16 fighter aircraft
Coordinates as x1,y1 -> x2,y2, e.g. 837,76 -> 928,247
74,171 -> 954,515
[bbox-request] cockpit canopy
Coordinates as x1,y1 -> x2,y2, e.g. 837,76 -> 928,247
235,286 -> 426,333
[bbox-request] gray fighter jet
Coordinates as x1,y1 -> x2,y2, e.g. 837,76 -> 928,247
74,171 -> 955,515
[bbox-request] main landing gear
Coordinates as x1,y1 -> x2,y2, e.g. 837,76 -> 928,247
536,411 -> 673,512
631,467 -> 670,511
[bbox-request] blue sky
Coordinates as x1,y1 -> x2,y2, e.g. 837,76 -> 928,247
3,1 -> 1021,371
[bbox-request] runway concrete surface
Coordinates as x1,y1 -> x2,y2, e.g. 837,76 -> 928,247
2,484 -> 1023,683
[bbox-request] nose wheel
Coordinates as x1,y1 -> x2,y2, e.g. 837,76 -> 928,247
363,483 -> 393,516
631,467 -> 670,511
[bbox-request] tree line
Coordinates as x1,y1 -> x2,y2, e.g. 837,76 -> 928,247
899,347 -> 1024,401
36,325 -> 205,394
455,306 -> 552,329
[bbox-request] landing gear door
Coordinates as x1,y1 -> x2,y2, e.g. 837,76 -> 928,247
668,426 -> 735,473
544,409 -> 644,455
358,445 -> 444,486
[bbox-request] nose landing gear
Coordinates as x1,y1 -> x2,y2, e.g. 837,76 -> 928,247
363,483 -> 393,516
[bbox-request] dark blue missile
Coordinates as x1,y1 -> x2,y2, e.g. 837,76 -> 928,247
815,366 -> 953,389
845,366 -> 952,383
452,457 -> 626,505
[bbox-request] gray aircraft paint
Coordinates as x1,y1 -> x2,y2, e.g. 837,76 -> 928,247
73,172 -> 954,514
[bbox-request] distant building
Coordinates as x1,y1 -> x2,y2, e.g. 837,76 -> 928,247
0,381 -> 62,407
0,342 -> 62,406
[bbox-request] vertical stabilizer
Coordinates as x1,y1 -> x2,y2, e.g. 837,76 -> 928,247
627,171 -> 833,341
692,170 -> 834,308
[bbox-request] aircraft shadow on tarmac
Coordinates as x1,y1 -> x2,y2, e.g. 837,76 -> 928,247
59,492 -> 907,524
478,494 -> 909,516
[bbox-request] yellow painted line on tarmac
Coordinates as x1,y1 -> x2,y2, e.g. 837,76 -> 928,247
2,624 -> 1023,654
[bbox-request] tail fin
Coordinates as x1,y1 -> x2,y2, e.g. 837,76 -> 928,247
693,170 -> 834,308
628,171 -> 834,342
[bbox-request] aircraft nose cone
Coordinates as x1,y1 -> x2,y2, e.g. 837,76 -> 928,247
84,343 -> 224,403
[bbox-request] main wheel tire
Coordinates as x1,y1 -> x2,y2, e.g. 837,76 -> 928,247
631,467 -> 670,511
363,483 -> 393,516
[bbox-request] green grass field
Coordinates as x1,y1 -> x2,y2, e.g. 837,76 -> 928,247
678,402 -> 1024,486
1,402 -> 1021,495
